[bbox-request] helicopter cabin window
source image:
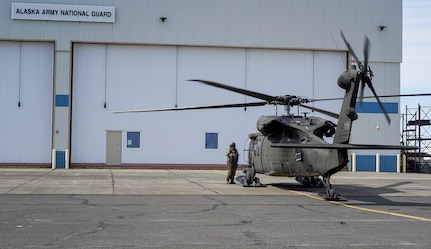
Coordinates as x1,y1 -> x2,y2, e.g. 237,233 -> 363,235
127,131 -> 140,148
205,132 -> 218,149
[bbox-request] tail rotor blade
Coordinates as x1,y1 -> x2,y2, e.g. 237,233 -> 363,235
341,31 -> 363,70
367,83 -> 391,124
359,83 -> 366,106
363,35 -> 370,73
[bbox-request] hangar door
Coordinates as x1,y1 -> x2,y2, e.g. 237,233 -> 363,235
0,42 -> 54,164
71,44 -> 345,165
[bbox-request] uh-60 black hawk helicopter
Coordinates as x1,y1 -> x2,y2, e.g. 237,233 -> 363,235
115,32 -> 426,200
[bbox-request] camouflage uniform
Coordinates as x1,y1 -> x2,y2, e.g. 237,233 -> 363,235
226,142 -> 239,184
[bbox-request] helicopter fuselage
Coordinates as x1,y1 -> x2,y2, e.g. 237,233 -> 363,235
247,115 -> 347,177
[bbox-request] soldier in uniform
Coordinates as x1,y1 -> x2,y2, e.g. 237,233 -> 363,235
226,142 -> 239,184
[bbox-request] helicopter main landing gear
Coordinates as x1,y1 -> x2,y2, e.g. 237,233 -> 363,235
296,175 -> 343,200
237,166 -> 263,187
322,175 -> 342,200
295,176 -> 324,188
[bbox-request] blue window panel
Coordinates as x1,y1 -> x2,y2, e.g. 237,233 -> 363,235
55,94 -> 69,107
127,132 -> 140,148
380,156 -> 397,172
356,155 -> 397,172
205,133 -> 218,149
56,151 -> 65,169
355,102 -> 398,114
356,155 -> 375,171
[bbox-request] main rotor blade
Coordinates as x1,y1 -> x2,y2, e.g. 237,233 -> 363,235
189,79 -> 278,102
376,93 -> 431,98
310,93 -> 431,102
112,101 -> 267,113
340,31 -> 363,70
271,143 -> 416,150
299,104 -> 339,119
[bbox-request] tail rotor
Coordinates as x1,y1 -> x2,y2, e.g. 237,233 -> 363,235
341,31 -> 391,124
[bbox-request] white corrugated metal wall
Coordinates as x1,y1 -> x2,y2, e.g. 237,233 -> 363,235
0,41 -> 53,164
71,44 -> 345,165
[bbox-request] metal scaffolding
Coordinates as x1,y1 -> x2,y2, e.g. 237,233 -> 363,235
401,104 -> 431,173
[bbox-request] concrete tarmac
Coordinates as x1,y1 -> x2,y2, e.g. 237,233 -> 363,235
0,169 -> 430,248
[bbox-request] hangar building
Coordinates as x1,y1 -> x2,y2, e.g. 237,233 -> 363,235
0,0 -> 402,171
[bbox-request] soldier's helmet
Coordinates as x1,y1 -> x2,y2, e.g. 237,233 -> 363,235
230,142 -> 236,148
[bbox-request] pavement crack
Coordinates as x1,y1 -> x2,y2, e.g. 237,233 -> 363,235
6,170 -> 53,194
297,204 -> 323,213
195,204 -> 222,213
169,170 -> 220,194
204,195 -> 227,205
210,220 -> 252,227
71,195 -> 96,207
109,169 -> 115,195
184,196 -> 226,214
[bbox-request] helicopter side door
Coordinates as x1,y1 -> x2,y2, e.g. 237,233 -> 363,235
248,134 -> 264,173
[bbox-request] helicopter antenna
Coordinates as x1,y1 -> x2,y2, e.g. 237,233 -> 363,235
284,104 -> 290,116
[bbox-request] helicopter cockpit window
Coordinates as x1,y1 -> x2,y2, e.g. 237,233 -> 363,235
127,131 -> 140,148
205,132 -> 218,149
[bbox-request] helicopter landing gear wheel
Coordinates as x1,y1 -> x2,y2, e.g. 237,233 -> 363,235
239,165 -> 262,187
327,189 -> 336,200
323,175 -> 338,200
245,167 -> 255,185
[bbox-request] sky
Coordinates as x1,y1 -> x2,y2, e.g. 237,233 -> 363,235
400,0 -> 431,111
